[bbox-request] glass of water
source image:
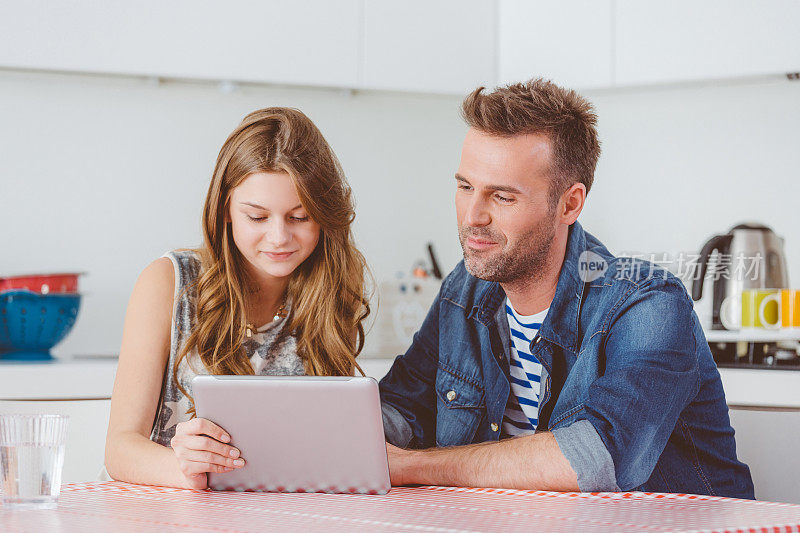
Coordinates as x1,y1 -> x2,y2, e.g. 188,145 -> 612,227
0,414 -> 69,510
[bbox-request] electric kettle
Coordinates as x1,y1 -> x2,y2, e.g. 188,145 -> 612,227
691,223 -> 789,330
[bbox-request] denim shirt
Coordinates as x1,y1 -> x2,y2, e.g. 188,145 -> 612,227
379,221 -> 754,499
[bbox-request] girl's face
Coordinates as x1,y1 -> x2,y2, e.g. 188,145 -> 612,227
227,171 -> 321,286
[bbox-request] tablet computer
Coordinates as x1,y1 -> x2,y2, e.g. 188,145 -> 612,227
192,375 -> 390,495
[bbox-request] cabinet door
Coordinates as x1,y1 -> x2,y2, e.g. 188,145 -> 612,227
0,0 -> 360,88
0,400 -> 111,483
728,407 -> 800,504
498,0 -> 613,89
615,0 -> 800,86
361,0 -> 496,94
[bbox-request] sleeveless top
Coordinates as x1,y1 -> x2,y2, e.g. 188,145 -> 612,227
149,249 -> 305,447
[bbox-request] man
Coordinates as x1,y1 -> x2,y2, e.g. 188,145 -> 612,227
379,79 -> 754,498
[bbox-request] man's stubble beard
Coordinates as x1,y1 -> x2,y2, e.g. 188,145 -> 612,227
459,211 -> 557,286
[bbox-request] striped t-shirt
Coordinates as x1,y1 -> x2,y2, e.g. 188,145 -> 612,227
502,299 -> 549,437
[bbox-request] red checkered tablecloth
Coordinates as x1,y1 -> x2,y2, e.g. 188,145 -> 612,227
2,482 -> 800,532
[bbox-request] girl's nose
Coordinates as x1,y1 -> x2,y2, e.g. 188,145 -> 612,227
265,220 -> 291,247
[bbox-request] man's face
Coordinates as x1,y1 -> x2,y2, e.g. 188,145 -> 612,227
456,128 -> 559,284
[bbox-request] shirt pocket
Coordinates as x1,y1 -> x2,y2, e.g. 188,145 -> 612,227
434,366 -> 485,447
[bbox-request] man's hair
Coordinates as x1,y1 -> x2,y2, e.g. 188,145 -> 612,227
461,78 -> 600,205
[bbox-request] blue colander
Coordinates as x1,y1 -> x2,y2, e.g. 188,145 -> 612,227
0,290 -> 82,361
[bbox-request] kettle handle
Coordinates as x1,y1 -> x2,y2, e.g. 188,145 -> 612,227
691,234 -> 733,301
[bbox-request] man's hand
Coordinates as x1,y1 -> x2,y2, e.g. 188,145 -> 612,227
386,442 -> 413,486
385,433 -> 579,491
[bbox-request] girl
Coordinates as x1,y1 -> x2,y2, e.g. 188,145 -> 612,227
104,107 -> 371,489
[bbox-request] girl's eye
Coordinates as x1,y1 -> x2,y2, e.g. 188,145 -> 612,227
248,215 -> 308,222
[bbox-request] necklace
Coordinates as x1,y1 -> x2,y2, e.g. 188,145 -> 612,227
245,294 -> 287,338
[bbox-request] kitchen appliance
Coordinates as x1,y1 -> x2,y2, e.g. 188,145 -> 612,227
692,223 -> 789,331
363,243 -> 444,358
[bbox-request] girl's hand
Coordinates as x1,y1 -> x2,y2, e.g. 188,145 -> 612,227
171,417 -> 245,490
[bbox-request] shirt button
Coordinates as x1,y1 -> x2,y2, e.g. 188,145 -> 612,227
446,390 -> 457,402
490,423 -> 499,432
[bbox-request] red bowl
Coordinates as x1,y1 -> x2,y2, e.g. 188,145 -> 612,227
0,273 -> 84,294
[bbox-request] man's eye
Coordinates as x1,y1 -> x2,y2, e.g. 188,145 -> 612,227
496,194 -> 513,203
457,184 -> 472,191
247,215 -> 267,222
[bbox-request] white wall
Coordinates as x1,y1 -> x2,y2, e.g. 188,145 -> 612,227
1,70 -> 798,358
584,78 -> 800,268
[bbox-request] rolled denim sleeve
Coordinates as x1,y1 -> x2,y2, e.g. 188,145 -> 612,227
552,419 -> 621,492
582,277 -> 700,490
381,402 -> 413,448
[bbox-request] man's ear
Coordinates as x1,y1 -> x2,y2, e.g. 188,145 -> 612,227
559,182 -> 586,225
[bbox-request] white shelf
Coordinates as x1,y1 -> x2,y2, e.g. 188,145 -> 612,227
718,368 -> 800,409
4,357 -> 795,411
704,329 -> 800,343
0,357 -> 395,401
0,358 -> 118,400
365,358 -> 800,409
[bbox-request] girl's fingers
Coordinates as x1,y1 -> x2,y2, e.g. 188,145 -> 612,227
184,435 -> 240,460
181,459 -> 239,476
186,418 -> 231,443
182,448 -> 245,469
183,472 -> 208,491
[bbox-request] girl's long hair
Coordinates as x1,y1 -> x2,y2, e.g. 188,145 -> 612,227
174,107 -> 371,416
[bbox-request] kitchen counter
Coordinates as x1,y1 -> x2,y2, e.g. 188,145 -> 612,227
3,357 -> 799,409
0,359 -> 118,400
717,367 -> 800,409
0,358 -> 397,401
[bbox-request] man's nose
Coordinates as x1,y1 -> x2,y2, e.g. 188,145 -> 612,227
464,196 -> 491,227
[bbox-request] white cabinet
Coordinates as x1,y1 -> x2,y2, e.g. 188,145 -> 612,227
718,369 -> 800,504
0,399 -> 111,483
0,360 -> 117,482
361,0 -> 496,94
615,0 -> 800,86
498,0 -> 613,89
1,1 -> 798,98
728,407 -> 800,504
0,0 -> 361,88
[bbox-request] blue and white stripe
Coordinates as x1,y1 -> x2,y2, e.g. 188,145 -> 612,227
502,299 -> 549,437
